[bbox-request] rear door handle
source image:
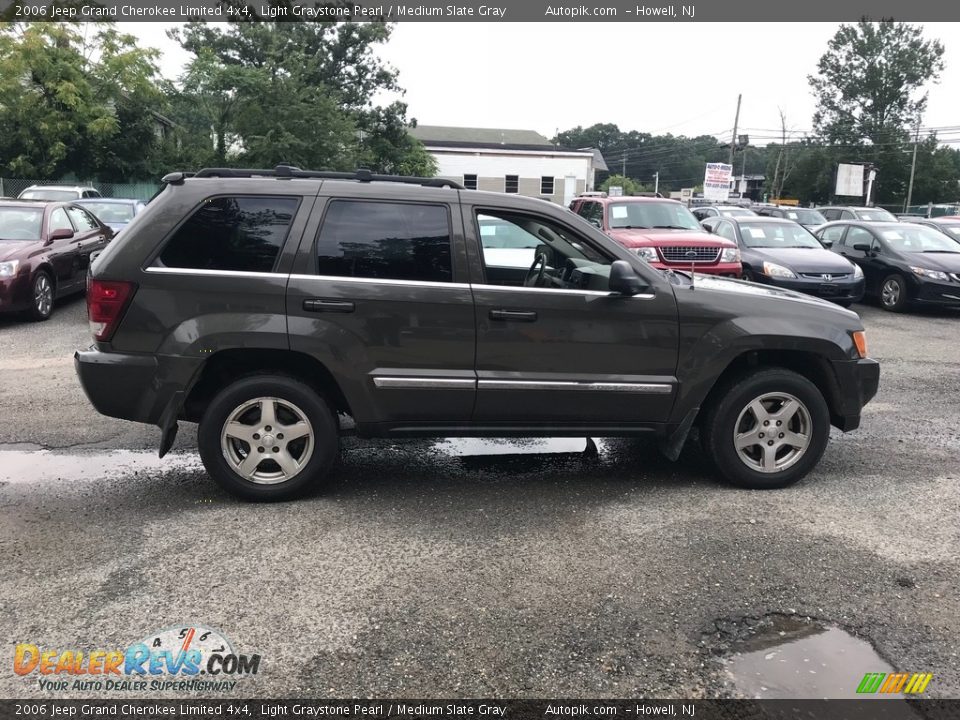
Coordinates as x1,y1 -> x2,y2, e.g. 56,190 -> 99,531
489,309 -> 537,322
303,299 -> 355,313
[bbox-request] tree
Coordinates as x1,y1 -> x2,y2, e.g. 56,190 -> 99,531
600,174 -> 642,196
808,20 -> 945,203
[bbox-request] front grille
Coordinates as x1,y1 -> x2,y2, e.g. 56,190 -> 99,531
799,272 -> 852,281
659,246 -> 721,263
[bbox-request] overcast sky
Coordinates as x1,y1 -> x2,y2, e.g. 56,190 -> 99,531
124,22 -> 960,146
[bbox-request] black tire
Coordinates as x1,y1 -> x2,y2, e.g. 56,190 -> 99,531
701,368 -> 830,490
878,273 -> 909,312
27,270 -> 54,321
198,375 -> 339,501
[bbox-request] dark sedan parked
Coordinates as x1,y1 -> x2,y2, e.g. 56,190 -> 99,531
816,220 -> 960,312
905,216 -> 960,245
702,216 -> 864,306
0,200 -> 112,320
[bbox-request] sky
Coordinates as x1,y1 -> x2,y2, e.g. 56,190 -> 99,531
123,22 -> 960,146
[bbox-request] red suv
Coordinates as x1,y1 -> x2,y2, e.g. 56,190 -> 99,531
571,196 -> 742,277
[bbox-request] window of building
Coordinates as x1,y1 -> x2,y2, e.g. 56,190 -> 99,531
540,176 -> 555,195
463,174 -> 478,190
157,196 -> 299,273
505,175 -> 519,194
317,201 -> 452,283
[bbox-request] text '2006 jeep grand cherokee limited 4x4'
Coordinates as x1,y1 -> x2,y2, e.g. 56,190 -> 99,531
75,167 -> 879,501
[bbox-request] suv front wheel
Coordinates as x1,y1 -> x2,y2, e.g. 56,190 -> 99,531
701,368 -> 830,489
198,375 -> 339,501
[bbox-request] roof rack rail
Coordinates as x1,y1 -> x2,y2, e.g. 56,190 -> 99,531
190,165 -> 464,189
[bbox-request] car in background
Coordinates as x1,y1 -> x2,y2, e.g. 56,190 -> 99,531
755,206 -> 827,231
18,185 -> 102,201
570,196 -> 741,277
702,216 -> 864,307
905,216 -> 960,245
76,198 -> 145,233
0,199 -> 112,320
815,220 -> 960,312
818,206 -> 898,223
691,205 -> 758,221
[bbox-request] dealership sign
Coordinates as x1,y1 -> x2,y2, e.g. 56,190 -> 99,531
703,163 -> 733,201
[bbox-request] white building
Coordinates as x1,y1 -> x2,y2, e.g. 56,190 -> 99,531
409,125 -> 607,206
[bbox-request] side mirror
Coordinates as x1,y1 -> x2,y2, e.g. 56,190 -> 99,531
852,243 -> 872,253
48,227 -> 74,241
820,238 -> 833,248
702,224 -> 712,233
589,218 -> 602,229
609,260 -> 648,296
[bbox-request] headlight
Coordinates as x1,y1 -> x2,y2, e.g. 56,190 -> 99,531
852,263 -> 864,279
0,260 -> 20,278
721,247 -> 741,263
910,266 -> 949,282
635,247 -> 658,262
762,261 -> 796,279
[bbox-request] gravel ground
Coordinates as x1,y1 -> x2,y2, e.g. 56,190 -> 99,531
0,295 -> 958,699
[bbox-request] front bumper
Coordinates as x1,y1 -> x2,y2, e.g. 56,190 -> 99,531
651,260 -> 742,278
913,278 -> 960,306
74,348 -> 197,426
760,275 -> 865,303
830,357 -> 880,431
0,274 -> 31,313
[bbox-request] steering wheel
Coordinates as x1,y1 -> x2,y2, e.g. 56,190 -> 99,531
524,251 -> 548,287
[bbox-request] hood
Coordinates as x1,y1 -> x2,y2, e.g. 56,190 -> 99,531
684,274 -> 859,316
748,247 -> 855,274
607,228 -> 735,249
0,240 -> 43,263
901,251 -> 960,272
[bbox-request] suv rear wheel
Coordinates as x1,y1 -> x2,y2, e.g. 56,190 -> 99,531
198,375 -> 339,501
701,368 -> 830,489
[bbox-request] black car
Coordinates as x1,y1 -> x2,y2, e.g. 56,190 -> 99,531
755,206 -> 827,231
701,216 -> 864,306
906,217 -> 960,245
75,166 -> 878,499
816,220 -> 960,312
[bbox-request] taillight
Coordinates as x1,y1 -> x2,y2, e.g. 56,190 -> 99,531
86,278 -> 135,342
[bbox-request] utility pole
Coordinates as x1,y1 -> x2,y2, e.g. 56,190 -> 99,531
729,94 -> 742,165
622,152 -> 627,177
905,123 -> 920,212
653,171 -> 659,196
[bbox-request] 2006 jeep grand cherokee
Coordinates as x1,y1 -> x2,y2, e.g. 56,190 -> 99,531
75,167 -> 879,501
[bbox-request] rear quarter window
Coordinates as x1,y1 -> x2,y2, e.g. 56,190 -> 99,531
156,196 -> 300,273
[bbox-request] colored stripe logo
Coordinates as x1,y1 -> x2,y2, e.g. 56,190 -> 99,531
857,672 -> 933,694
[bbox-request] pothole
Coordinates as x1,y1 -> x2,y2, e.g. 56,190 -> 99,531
708,614 -> 900,699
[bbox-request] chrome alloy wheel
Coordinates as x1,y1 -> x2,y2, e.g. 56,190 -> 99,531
733,392 -> 812,474
34,274 -> 53,316
220,397 -> 314,485
881,278 -> 902,308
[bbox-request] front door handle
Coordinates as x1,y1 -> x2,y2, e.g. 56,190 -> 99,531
489,309 -> 537,322
303,299 -> 355,313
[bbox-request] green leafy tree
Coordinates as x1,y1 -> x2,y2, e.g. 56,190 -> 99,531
600,174 -> 640,195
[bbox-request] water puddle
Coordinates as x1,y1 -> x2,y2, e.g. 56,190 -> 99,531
0,448 -> 201,485
723,615 -> 900,699
432,437 -> 607,457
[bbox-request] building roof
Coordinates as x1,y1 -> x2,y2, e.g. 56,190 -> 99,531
411,125 -> 557,148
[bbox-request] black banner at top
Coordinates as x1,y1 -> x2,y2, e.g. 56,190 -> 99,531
2,0 -> 960,21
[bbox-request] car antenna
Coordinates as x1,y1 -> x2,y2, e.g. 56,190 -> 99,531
686,250 -> 697,289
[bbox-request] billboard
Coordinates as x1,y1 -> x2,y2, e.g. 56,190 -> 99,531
703,163 -> 733,202
836,163 -> 865,197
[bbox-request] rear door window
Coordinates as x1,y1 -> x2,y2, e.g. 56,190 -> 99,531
68,207 -> 99,232
316,200 -> 452,283
157,196 -> 300,273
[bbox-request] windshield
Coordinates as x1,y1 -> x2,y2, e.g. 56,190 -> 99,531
782,208 -> 826,225
720,208 -> 756,217
739,222 -> 822,249
608,201 -> 701,230
19,189 -> 77,201
0,208 -> 44,240
880,226 -> 960,253
80,202 -> 136,224
858,208 -> 897,222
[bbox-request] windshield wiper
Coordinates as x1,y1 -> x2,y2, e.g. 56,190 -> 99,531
614,225 -> 653,229
921,250 -> 960,253
651,225 -> 695,230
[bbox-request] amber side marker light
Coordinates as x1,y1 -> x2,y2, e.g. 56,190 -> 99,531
853,331 -> 868,358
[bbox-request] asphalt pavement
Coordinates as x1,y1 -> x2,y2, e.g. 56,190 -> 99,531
1,294 -> 958,699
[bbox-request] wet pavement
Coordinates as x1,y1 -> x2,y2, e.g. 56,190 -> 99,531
1,298 -> 959,699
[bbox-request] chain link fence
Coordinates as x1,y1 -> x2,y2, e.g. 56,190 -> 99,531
0,178 -> 161,201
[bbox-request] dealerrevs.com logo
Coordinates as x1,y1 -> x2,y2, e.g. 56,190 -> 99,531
14,625 -> 261,692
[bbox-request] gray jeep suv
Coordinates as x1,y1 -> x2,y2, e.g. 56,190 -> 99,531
76,167 -> 879,500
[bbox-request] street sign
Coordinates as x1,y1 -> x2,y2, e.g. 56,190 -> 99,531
703,163 -> 733,202
608,186 -> 623,197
